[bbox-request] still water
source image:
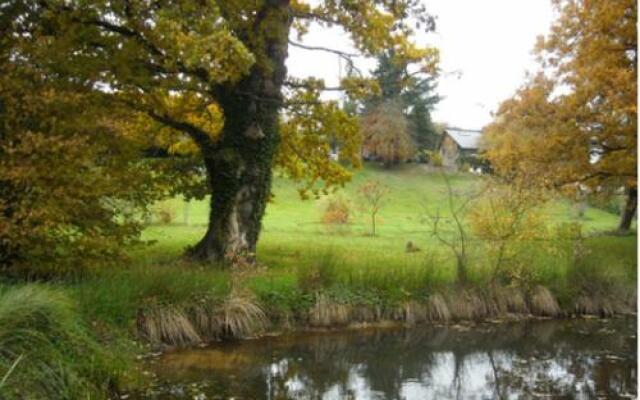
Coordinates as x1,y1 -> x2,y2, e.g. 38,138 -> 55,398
137,318 -> 636,399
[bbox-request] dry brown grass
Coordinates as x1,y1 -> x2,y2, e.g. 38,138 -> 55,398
574,295 -> 600,315
426,293 -> 451,322
398,301 -> 428,325
490,286 -> 528,315
530,286 -> 561,317
449,291 -> 489,321
190,302 -> 222,339
309,293 -> 351,327
138,282 -> 633,347
217,291 -> 268,339
351,305 -> 382,323
574,292 -> 634,317
138,306 -> 201,346
139,290 -> 267,344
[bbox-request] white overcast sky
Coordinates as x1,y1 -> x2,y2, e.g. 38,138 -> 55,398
286,0 -> 555,130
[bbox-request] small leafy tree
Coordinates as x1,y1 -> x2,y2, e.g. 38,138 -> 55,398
0,64 -> 162,278
468,179 -> 549,287
358,180 -> 389,236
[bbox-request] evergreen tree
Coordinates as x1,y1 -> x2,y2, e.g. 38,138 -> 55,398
365,51 -> 441,155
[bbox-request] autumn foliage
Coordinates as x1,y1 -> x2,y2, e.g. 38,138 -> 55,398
0,68 -> 159,277
361,100 -> 416,167
484,0 -> 637,231
0,0 -> 439,270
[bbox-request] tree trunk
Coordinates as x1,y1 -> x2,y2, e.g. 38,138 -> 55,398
617,186 -> 637,232
371,212 -> 376,236
186,0 -> 291,264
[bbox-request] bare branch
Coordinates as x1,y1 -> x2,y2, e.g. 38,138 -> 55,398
284,80 -> 345,91
288,40 -> 362,75
288,40 -> 359,58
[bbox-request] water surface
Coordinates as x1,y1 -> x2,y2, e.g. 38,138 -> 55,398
138,318 -> 636,399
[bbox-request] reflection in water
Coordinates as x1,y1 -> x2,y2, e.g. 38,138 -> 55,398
138,318 -> 636,399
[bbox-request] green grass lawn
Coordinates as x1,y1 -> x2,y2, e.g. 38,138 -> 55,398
140,163 -> 631,273
117,163 -> 636,327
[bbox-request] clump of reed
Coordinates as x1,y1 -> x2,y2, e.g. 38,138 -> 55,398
426,293 -> 451,321
481,286 -> 529,316
216,290 -> 268,338
309,293 -> 351,327
138,306 -> 201,346
138,289 -> 268,346
0,285 -> 124,400
448,290 -> 490,321
572,288 -> 636,317
387,301 -> 428,325
529,286 -> 561,317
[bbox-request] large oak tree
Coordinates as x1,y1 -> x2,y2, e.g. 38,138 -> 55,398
5,1 -> 438,263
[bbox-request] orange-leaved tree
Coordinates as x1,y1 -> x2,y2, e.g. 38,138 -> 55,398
484,0 -> 637,231
361,100 -> 416,167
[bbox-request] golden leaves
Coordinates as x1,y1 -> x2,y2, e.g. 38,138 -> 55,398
360,100 -> 416,165
486,0 -> 636,193
277,85 -> 361,199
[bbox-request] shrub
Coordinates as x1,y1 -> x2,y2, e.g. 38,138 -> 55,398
469,182 -> 551,288
321,195 -> 352,226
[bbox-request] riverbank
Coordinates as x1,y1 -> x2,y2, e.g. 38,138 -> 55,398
0,252 -> 635,399
134,279 -> 636,348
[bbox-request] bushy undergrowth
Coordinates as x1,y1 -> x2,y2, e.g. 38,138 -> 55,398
0,285 -> 126,399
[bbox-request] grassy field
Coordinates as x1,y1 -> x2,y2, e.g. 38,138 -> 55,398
141,163 -> 632,277
131,163 -> 636,316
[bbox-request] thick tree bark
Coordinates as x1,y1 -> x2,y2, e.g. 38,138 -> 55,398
186,0 -> 291,264
617,186 -> 637,232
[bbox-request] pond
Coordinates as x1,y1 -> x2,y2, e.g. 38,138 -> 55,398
135,318 -> 636,399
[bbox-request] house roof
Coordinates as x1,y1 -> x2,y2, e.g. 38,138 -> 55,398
445,128 -> 482,150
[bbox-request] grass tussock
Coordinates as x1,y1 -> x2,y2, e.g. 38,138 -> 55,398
573,291 -> 635,317
426,293 -> 451,322
218,291 -> 268,339
138,290 -> 268,345
138,306 -> 201,346
530,286 -> 561,317
449,291 -> 490,321
394,301 -> 428,325
309,293 -> 351,327
489,286 -> 529,315
0,285 -> 125,400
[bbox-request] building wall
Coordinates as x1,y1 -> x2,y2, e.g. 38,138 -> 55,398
439,134 -> 460,168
